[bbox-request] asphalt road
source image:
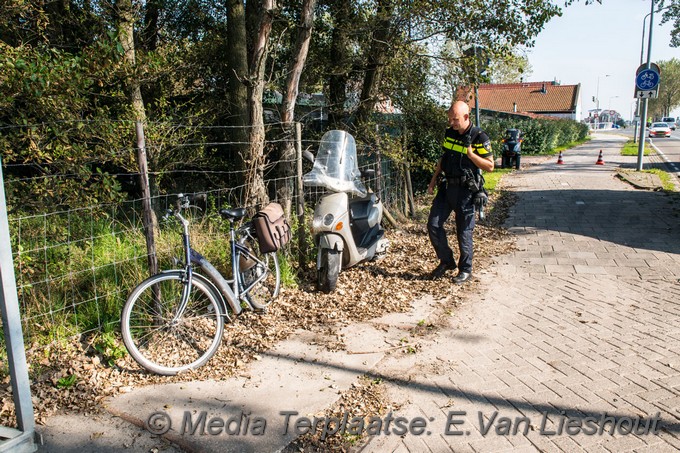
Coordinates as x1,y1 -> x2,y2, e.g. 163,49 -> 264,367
600,127 -> 680,180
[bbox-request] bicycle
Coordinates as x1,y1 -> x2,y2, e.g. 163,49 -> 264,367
121,194 -> 281,375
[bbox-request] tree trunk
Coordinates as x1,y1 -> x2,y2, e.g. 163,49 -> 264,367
327,0 -> 352,126
244,0 -> 276,209
355,0 -> 394,127
277,0 -> 317,217
226,0 -> 251,190
117,0 -> 158,276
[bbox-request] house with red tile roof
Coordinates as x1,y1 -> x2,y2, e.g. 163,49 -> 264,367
458,81 -> 582,120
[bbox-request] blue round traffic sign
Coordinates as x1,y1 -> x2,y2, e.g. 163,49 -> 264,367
636,69 -> 660,90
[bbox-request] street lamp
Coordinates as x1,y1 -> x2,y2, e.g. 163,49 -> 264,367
636,0 -> 662,171
463,45 -> 489,127
634,2 -> 670,143
607,96 -> 619,125
595,74 -> 610,122
608,95 -> 619,111
640,4 -> 671,65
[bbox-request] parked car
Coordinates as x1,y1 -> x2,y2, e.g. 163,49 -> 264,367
661,117 -> 676,131
648,122 -> 672,138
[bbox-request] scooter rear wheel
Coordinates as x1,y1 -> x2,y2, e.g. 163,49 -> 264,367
318,248 -> 341,293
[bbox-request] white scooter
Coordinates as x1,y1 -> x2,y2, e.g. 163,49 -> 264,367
303,130 -> 389,293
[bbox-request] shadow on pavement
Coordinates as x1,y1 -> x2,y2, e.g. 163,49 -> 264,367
504,188 -> 680,255
262,350 -> 680,435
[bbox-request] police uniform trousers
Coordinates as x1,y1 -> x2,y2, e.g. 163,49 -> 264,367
427,181 -> 475,273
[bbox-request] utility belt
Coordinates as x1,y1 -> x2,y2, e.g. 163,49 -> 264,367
443,174 -> 469,187
443,170 -> 481,192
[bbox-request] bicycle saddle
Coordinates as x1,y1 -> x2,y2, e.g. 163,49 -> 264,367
219,208 -> 247,221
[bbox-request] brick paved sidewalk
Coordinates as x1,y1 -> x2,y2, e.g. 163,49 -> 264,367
360,134 -> 680,452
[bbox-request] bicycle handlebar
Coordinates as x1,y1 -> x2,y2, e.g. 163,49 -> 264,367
176,193 -> 207,210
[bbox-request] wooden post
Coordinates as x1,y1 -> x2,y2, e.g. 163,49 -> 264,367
295,122 -> 307,269
405,162 -> 416,217
374,125 -> 383,200
135,120 -> 158,276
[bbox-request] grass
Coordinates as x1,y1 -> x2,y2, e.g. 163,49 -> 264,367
643,168 -> 677,192
619,140 -> 676,191
8,208 -> 304,348
277,251 -> 299,288
483,168 -> 514,192
621,139 -> 650,156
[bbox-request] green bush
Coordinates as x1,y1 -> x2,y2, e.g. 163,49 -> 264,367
488,117 -> 588,155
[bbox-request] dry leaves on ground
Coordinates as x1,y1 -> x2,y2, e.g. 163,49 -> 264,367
0,192 -> 517,428
282,375 -> 389,453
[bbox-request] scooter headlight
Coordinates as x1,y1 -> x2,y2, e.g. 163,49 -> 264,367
323,213 -> 335,226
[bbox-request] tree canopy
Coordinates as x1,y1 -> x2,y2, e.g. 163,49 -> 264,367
648,58 -> 680,117
0,0 -> 599,211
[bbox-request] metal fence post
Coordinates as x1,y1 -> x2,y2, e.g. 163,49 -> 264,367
0,158 -> 39,452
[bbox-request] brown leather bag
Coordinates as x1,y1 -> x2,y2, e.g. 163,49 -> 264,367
252,202 -> 291,253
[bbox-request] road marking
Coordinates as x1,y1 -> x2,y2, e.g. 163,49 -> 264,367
648,141 -> 680,174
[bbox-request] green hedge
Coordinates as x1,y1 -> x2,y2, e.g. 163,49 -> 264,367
483,116 -> 589,155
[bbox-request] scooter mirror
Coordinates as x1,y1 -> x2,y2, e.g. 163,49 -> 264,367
302,149 -> 315,163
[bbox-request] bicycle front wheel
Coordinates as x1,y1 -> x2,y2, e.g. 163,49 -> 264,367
238,239 -> 281,309
121,271 -> 225,375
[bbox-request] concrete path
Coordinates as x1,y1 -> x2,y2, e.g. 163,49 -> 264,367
35,133 -> 680,452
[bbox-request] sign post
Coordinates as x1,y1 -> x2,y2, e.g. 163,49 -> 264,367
635,62 -> 661,170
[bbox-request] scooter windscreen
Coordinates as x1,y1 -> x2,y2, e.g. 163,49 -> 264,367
302,130 -> 367,197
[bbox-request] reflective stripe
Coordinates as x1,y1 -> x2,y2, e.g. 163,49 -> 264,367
442,137 -> 492,157
442,139 -> 468,154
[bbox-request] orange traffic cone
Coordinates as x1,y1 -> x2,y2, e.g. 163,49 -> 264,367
596,149 -> 605,165
557,151 -> 564,164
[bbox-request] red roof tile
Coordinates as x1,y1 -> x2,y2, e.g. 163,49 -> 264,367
458,81 -> 580,115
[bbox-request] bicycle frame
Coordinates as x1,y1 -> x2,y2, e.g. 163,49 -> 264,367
171,209 -> 270,319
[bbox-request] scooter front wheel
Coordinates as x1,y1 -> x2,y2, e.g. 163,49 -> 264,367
318,248 -> 341,293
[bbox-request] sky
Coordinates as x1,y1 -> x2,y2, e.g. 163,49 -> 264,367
527,0 -> 679,120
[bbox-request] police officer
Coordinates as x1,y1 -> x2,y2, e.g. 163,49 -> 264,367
427,101 -> 494,284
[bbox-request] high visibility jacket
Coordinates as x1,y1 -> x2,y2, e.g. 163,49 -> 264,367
440,125 -> 492,177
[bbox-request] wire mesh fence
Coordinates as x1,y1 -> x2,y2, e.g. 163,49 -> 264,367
2,120 -> 410,345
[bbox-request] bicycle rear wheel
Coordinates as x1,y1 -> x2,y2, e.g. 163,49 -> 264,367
238,237 -> 281,309
121,271 -> 224,375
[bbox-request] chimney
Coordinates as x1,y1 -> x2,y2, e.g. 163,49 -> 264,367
541,83 -> 547,94
513,102 -> 517,113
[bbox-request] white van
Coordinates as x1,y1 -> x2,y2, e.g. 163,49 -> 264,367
661,117 -> 676,130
